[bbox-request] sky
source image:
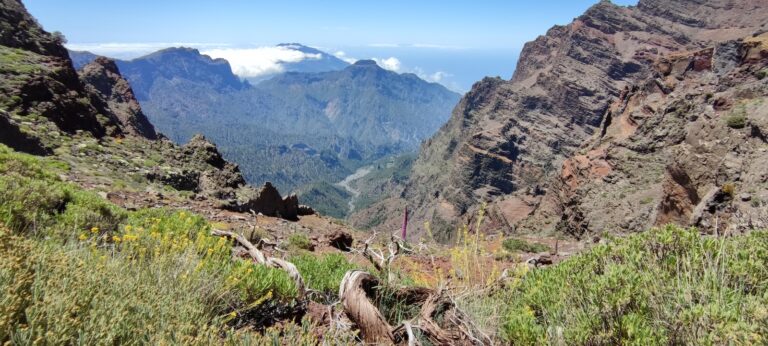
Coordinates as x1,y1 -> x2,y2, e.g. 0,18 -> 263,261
25,0 -> 638,92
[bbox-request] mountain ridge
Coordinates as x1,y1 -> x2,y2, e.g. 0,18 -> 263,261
350,0 -> 768,239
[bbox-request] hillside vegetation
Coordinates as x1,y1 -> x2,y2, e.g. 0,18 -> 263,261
2,144 -> 767,344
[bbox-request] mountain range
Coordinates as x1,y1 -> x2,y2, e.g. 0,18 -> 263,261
69,45 -> 460,217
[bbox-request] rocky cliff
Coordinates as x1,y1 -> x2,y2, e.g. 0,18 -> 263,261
79,57 -> 158,139
352,0 -> 768,239
522,34 -> 768,237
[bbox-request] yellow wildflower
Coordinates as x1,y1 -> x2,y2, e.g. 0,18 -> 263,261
112,235 -> 121,243
90,227 -> 99,234
228,311 -> 237,318
125,225 -> 132,232
78,234 -> 88,241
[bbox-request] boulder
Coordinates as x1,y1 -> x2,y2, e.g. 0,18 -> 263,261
327,230 -> 353,251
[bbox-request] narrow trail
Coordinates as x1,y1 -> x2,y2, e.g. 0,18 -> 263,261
335,166 -> 372,213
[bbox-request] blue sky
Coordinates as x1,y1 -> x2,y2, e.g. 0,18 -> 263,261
25,0 -> 637,92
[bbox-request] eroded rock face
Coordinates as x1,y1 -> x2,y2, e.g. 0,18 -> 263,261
79,57 -> 158,139
523,36 -> 768,237
352,0 -> 768,238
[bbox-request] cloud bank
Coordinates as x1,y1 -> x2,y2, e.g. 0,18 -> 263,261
372,57 -> 402,72
66,42 -> 464,92
202,46 -> 322,78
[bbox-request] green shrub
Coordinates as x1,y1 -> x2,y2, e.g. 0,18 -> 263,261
290,253 -> 357,298
726,110 -> 747,129
0,144 -> 68,180
500,225 -> 768,345
0,146 -> 306,343
0,174 -> 126,237
502,238 -> 551,253
287,233 -> 313,251
756,69 -> 768,80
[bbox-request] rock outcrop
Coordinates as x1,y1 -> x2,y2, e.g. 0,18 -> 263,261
0,0 -> 69,58
225,182 -> 314,221
352,0 -> 768,239
79,57 -> 158,139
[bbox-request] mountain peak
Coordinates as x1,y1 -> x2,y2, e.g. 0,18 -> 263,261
352,59 -> 379,67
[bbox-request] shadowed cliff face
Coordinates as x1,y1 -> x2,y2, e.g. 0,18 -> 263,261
351,0 -> 768,239
78,57 -> 158,139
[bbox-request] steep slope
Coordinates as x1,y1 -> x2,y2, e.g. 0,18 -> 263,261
255,59 -> 457,150
78,57 -> 158,139
0,0 -> 124,150
352,0 -> 768,238
520,34 -> 768,237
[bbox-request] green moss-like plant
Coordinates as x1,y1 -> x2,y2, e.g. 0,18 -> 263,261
502,238 -> 551,253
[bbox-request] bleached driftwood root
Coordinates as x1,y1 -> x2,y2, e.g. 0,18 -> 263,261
214,229 -> 489,345
212,229 -> 306,298
340,233 -> 491,345
339,270 -> 395,344
339,270 -> 490,345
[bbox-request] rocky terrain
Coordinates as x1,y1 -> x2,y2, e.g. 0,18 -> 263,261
5,0 -> 768,344
353,0 -> 768,240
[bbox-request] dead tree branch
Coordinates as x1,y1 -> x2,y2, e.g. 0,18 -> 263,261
212,229 -> 306,298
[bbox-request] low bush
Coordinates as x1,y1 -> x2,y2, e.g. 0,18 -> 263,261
726,111 -> 747,129
756,68 -> 768,80
287,233 -> 313,251
500,225 -> 768,345
290,253 -> 357,299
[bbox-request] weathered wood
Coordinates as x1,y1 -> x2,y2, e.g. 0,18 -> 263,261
339,270 -> 394,344
212,229 -> 306,298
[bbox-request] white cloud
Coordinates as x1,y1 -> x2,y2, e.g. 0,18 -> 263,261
372,57 -> 402,72
410,67 -> 450,83
333,51 -> 357,64
202,46 -> 322,78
